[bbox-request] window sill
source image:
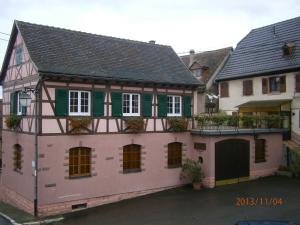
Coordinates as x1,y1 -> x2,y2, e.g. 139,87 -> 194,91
14,169 -> 23,175
123,114 -> 141,117
123,168 -> 142,174
168,165 -> 182,169
69,174 -> 92,179
68,114 -> 91,117
255,159 -> 266,163
167,114 -> 182,117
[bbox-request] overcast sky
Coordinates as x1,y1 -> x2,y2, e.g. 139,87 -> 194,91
0,0 -> 299,97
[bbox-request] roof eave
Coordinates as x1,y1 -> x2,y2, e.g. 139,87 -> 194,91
215,66 -> 300,82
39,71 -> 203,89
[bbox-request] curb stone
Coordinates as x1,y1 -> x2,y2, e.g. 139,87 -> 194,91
22,217 -> 64,225
0,212 -> 21,225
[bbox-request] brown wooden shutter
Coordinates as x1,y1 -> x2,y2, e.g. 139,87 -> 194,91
243,80 -> 253,96
220,82 -> 229,97
295,74 -> 300,92
280,76 -> 286,92
262,78 -> 268,94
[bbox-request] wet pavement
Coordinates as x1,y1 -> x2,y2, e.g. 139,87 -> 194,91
59,176 -> 300,225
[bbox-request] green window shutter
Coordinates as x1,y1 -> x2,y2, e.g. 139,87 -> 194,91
93,91 -> 104,116
157,94 -> 167,117
55,89 -> 68,116
111,92 -> 122,117
10,92 -> 16,114
143,93 -> 152,117
183,95 -> 192,118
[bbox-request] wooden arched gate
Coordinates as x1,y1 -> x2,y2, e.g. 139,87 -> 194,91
215,139 -> 250,186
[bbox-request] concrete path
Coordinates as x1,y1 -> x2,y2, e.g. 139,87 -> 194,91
60,176 -> 300,225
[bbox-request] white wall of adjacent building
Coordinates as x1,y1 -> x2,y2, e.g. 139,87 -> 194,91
218,71 -> 300,137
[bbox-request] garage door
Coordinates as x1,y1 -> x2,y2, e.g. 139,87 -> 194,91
215,139 -> 250,186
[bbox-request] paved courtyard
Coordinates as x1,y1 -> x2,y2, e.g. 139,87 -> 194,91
59,176 -> 300,225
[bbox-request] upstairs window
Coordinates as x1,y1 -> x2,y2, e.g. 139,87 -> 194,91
69,90 -> 91,116
243,80 -> 253,96
15,45 -> 23,65
69,147 -> 91,177
167,95 -> 181,116
220,82 -> 229,97
122,93 -> 140,116
262,76 -> 286,94
17,92 -> 27,116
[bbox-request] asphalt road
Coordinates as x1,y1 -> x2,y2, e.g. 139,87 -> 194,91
58,176 -> 300,225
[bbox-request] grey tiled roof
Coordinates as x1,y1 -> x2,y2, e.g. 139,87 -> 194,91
6,21 -> 201,86
180,47 -> 232,81
216,16 -> 300,81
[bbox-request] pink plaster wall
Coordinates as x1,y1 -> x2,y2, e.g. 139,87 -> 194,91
37,132 -> 194,205
1,132 -> 35,201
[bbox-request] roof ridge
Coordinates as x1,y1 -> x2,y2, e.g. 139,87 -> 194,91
252,16 -> 300,31
180,46 -> 233,57
15,20 -> 171,48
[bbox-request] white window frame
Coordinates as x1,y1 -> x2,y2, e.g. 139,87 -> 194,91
68,90 -> 91,116
167,95 -> 182,117
122,93 -> 140,116
17,92 -> 27,116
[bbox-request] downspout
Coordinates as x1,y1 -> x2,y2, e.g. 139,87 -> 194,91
34,76 -> 42,216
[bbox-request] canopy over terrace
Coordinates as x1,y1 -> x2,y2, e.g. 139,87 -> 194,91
236,99 -> 292,113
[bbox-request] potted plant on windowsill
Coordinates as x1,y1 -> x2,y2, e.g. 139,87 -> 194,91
181,158 -> 204,190
124,117 -> 144,133
5,114 -> 21,130
167,117 -> 188,132
69,117 -> 92,133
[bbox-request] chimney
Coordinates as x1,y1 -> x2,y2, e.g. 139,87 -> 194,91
149,40 -> 156,44
189,49 -> 195,67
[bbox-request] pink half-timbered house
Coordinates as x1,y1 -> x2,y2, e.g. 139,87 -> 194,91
0,21 -> 285,217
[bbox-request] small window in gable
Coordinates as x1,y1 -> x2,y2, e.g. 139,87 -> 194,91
193,68 -> 203,77
15,45 -> 23,65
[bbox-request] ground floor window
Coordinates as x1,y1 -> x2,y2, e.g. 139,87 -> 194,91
69,147 -> 91,177
13,144 -> 22,171
168,142 -> 182,168
255,139 -> 266,163
123,144 -> 141,173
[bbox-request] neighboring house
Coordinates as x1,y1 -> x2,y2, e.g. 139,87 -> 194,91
216,16 -> 300,144
0,21 -> 285,217
180,47 -> 232,113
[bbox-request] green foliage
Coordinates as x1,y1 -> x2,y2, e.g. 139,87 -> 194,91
262,114 -> 281,128
5,114 -> 21,130
181,159 -> 204,183
241,115 -> 255,128
289,149 -> 300,177
227,115 -> 239,127
168,117 -> 188,132
125,117 -> 144,133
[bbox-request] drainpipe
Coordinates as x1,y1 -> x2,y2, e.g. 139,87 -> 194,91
34,77 -> 41,217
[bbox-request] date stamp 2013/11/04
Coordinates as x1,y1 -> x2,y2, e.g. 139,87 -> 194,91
236,197 -> 284,206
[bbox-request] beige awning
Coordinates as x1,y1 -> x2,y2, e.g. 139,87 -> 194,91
284,140 -> 300,151
236,99 -> 292,108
